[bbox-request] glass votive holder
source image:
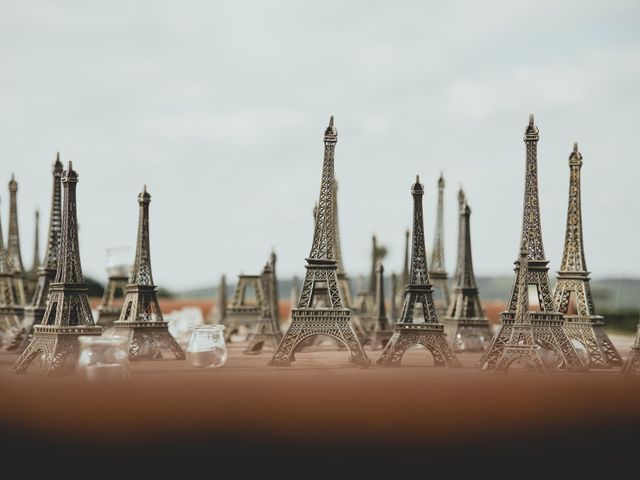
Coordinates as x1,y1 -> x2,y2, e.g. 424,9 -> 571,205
185,325 -> 228,368
77,335 -> 130,381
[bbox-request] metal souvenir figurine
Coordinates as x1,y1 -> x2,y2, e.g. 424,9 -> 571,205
491,247 -> 547,374
389,272 -> 399,323
552,143 -> 622,368
396,229 -> 410,308
269,117 -> 369,367
112,186 -> 184,360
443,196 -> 493,352
622,323 -> 640,375
479,115 -> 586,372
353,235 -> 378,332
368,262 -> 393,350
0,199 -> 21,344
269,249 -> 280,326
12,154 -> 63,352
96,266 -> 129,329
244,262 -> 282,354
207,274 -> 227,324
6,174 -> 27,310
429,173 -> 450,316
25,209 -> 41,294
221,274 -> 264,341
14,162 -> 102,375
377,176 -> 461,368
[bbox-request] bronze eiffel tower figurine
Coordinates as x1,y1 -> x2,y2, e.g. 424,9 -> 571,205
13,154 -> 63,353
480,115 -> 586,372
377,176 -> 461,367
207,274 -> 227,324
396,229 -> 410,309
0,200 -> 21,345
269,249 -> 281,326
443,196 -> 493,351
354,235 -> 378,332
25,209 -> 41,294
553,143 -> 622,368
368,262 -> 393,350
14,162 -> 102,375
112,186 -> 184,360
430,173 -> 450,316
622,323 -> 640,375
6,174 -> 27,310
221,274 -> 264,341
244,262 -> 283,354
389,272 -> 399,322
96,267 -> 128,329
492,247 -> 547,374
269,117 -> 369,367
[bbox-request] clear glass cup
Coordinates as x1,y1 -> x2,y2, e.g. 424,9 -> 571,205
185,325 -> 228,368
77,335 -> 130,381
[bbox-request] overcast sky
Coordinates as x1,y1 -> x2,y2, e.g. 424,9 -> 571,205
1,0 -> 639,291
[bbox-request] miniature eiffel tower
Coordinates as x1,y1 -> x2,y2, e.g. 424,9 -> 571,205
479,115 -> 585,372
552,143 -> 622,368
6,174 -> 27,309
368,263 -> 393,350
443,197 -> 493,352
244,262 -> 283,354
96,267 -> 129,329
112,186 -> 184,360
25,209 -> 41,294
452,187 -> 466,286
353,235 -> 378,332
221,274 -> 264,341
622,323 -> 640,375
14,162 -> 102,375
377,176 -> 461,368
207,274 -> 227,324
269,117 -> 369,367
269,249 -> 281,325
13,155 -> 63,353
429,173 -> 450,316
389,272 -> 399,322
396,229 -> 410,308
0,202 -> 21,345
492,247 -> 547,374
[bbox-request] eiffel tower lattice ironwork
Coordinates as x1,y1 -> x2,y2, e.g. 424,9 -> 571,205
479,115 -> 585,372
13,154 -> 64,353
377,176 -> 461,367
96,273 -> 128,329
622,323 -> 640,375
368,262 -> 393,350
25,209 -> 41,294
112,186 -> 184,360
6,174 -> 27,309
430,173 -> 450,316
552,143 -> 622,368
14,162 -> 102,374
0,198 -> 21,345
444,196 -> 493,352
491,247 -> 547,374
221,274 -> 264,341
244,262 -> 283,354
269,117 -> 369,367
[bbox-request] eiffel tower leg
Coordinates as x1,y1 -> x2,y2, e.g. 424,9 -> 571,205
494,349 -> 546,375
269,319 -> 303,366
244,336 -> 265,355
545,325 -> 586,372
14,335 -> 79,375
337,320 -> 369,367
427,334 -> 463,368
479,323 -> 512,370
594,325 -> 623,367
156,329 -> 185,359
376,332 -> 408,366
622,348 -> 640,375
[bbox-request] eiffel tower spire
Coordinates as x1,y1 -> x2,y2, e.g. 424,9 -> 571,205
553,143 -> 622,368
453,187 -> 466,286
430,172 -> 450,314
31,210 -> 41,273
270,249 -> 280,323
0,196 -> 21,343
368,262 -> 392,350
377,176 -> 461,367
443,198 -> 492,351
480,115 -> 585,372
389,272 -> 399,322
14,161 -> 102,374
270,116 -> 369,367
7,174 -> 27,306
12,154 -> 64,352
369,235 -> 378,294
113,186 -> 184,360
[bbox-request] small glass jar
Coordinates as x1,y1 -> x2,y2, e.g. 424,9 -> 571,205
186,325 -> 228,368
77,335 -> 130,381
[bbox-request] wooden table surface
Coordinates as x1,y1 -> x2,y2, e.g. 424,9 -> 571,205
1,334 -> 639,476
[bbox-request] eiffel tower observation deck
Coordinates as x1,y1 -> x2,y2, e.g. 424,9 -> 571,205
552,143 -> 622,368
479,115 -> 585,372
269,117 -> 369,367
